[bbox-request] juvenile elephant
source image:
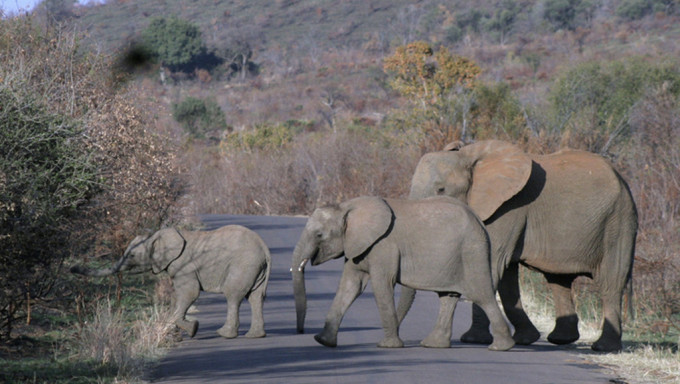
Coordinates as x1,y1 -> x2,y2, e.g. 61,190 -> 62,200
72,226 -> 271,339
407,140 -> 637,352
291,196 -> 514,351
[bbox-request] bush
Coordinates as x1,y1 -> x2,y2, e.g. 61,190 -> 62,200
0,87 -> 98,339
548,57 -> 680,150
0,15 -> 183,347
221,120 -> 311,151
142,17 -> 206,71
173,96 -> 227,138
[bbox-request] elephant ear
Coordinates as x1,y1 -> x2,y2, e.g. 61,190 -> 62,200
150,228 -> 186,274
341,197 -> 393,261
461,140 -> 532,221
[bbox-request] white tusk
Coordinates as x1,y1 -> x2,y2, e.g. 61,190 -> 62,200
297,258 -> 309,272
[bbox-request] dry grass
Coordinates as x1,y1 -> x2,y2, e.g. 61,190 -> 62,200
75,279 -> 176,381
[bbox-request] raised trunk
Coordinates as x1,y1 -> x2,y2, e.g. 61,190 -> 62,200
70,254 -> 128,277
291,234 -> 314,334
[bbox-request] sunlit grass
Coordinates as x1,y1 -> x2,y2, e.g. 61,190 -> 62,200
519,267 -> 680,384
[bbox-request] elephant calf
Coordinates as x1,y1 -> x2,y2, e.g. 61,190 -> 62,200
72,226 -> 271,339
292,196 -> 514,351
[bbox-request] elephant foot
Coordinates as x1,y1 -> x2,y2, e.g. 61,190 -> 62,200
421,332 -> 451,348
547,330 -> 579,345
513,326 -> 541,345
245,328 -> 266,338
547,315 -> 579,345
488,336 -> 515,351
460,328 -> 493,344
378,336 -> 404,348
217,325 -> 238,339
314,332 -> 337,348
591,338 -> 622,353
177,320 -> 199,338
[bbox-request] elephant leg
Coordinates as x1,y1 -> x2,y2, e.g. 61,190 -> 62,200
315,265 -> 369,347
498,263 -> 540,345
545,273 -> 580,345
172,278 -> 200,338
421,292 -> 459,348
218,288 -> 248,338
592,289 -> 623,352
371,274 -> 403,348
245,284 -> 266,338
396,286 -> 416,324
460,304 -> 493,344
464,278 -> 515,351
591,222 -> 634,353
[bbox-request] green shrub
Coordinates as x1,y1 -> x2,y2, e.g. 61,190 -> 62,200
221,120 -> 310,151
549,57 -> 680,142
173,96 -> 227,138
142,17 -> 205,71
470,81 -> 528,140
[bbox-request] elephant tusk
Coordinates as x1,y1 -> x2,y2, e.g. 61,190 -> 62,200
291,258 -> 309,273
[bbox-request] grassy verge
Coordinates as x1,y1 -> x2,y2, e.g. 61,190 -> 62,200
519,268 -> 680,383
0,274 -> 176,384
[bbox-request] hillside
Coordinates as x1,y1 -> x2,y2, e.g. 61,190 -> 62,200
65,0 -> 680,134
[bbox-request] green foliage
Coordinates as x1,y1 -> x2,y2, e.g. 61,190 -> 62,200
481,0 -> 521,42
0,87 -> 98,338
221,120 -> 311,151
470,81 -> 528,140
142,17 -> 205,71
549,57 -> 680,137
542,0 -> 596,31
172,96 -> 227,138
616,0 -> 675,20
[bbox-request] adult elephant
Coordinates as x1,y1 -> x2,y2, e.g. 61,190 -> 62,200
406,140 -> 637,352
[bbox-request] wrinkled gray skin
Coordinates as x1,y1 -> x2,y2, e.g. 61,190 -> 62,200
292,195 -> 514,351
72,226 -> 271,339
407,140 -> 637,352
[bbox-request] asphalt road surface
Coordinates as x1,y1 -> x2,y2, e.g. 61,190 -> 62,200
150,214 -> 617,384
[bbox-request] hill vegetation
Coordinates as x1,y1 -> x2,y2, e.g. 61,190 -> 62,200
1,0 -> 679,382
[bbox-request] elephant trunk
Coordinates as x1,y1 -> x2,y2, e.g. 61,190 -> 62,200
291,233 -> 314,334
70,253 -> 128,277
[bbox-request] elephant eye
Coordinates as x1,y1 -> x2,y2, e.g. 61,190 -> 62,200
436,187 -> 445,195
315,231 -> 323,239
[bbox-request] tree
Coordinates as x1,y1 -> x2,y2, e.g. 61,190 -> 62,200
142,17 -> 206,71
383,41 -> 481,107
383,41 -> 481,147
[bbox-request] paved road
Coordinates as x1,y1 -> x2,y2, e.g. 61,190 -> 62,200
150,215 -> 616,383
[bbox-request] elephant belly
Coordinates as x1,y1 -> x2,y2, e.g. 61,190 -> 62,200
399,258 -> 465,293
521,225 -> 603,275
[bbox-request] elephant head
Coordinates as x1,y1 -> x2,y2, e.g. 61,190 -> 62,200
291,197 -> 393,333
71,228 -> 187,277
409,140 -> 532,221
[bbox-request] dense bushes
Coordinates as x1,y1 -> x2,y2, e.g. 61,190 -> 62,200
548,57 -> 680,151
0,16 -> 182,343
0,88 -> 98,338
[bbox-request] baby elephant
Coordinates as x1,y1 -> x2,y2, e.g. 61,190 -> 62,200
72,226 -> 271,339
291,196 -> 514,351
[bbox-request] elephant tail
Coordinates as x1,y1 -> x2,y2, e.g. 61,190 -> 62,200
625,275 -> 635,322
